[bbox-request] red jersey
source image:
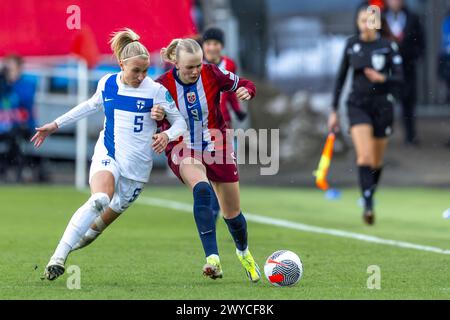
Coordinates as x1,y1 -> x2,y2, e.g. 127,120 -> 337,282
156,63 -> 256,154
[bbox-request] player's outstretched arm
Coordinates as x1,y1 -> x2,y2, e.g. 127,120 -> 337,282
33,74 -> 108,149
30,122 -> 58,148
30,98 -> 101,149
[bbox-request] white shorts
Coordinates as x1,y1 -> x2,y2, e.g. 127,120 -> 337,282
89,153 -> 144,214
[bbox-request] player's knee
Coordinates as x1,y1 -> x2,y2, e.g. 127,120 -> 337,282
88,192 -> 110,215
193,181 -> 213,199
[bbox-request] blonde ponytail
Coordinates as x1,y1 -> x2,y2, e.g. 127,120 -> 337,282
161,38 -> 202,64
109,28 -> 149,61
161,39 -> 181,64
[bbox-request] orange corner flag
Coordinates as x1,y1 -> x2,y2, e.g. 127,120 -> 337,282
313,133 -> 336,191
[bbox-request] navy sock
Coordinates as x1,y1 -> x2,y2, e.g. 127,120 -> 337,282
358,165 -> 374,210
193,182 -> 218,257
211,190 -> 221,223
223,212 -> 248,251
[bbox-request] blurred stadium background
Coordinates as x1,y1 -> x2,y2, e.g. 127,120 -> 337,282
2,0 -> 450,300
1,0 -> 450,189
1,0 -> 450,188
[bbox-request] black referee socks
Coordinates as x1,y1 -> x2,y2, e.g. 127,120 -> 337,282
358,166 -> 374,211
372,167 -> 383,192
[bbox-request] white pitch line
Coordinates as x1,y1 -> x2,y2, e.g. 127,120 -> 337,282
137,196 -> 450,256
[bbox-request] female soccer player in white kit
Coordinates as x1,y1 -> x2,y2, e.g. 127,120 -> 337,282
31,28 -> 187,281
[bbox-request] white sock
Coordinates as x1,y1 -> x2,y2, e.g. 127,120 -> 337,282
93,216 -> 107,232
71,216 -> 107,251
52,193 -> 109,260
71,228 -> 101,251
85,228 -> 101,239
52,205 -> 98,260
53,241 -> 72,261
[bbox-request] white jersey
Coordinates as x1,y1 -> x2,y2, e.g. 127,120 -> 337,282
55,72 -> 187,183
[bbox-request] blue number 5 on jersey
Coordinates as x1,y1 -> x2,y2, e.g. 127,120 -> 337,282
134,115 -> 144,133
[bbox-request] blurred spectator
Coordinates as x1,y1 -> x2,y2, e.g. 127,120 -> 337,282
384,0 -> 424,146
192,0 -> 205,32
0,54 -> 42,182
202,27 -> 247,128
438,9 -> 450,103
437,9 -> 450,149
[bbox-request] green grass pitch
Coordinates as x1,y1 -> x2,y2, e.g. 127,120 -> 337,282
1,185 -> 449,299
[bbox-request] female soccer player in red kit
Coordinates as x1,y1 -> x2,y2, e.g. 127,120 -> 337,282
157,38 -> 260,282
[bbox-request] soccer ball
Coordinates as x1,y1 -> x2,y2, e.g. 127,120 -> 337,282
264,250 -> 303,287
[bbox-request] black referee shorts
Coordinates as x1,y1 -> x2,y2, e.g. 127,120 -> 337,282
347,93 -> 394,138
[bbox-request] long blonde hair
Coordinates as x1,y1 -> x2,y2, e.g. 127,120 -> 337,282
161,38 -> 202,64
109,28 -> 149,61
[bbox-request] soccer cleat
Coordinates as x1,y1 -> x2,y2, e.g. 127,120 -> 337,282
363,209 -> 375,225
42,257 -> 65,281
236,249 -> 261,283
202,254 -> 223,280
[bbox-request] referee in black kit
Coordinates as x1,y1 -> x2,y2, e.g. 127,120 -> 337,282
328,5 -> 403,225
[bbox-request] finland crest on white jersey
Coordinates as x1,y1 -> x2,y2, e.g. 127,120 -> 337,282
91,73 -> 171,183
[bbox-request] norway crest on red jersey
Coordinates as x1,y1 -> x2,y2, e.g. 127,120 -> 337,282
187,91 -> 197,104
